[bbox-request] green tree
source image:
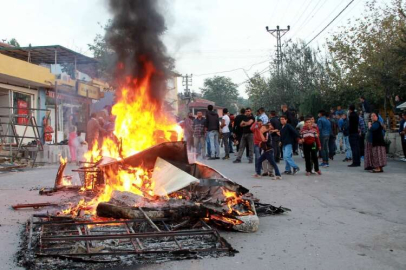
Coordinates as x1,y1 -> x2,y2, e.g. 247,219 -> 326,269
88,21 -> 116,81
7,38 -> 20,47
327,0 -> 406,112
200,76 -> 239,111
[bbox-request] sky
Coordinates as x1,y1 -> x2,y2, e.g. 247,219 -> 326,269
0,0 -> 389,98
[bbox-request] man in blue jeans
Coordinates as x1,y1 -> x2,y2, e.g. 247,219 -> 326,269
280,115 -> 300,175
317,110 -> 332,167
205,105 -> 220,160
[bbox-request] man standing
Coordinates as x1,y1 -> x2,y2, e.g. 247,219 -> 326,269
86,113 -> 105,151
335,106 -> 344,116
280,115 -> 300,175
358,112 -> 367,160
233,108 -> 246,153
281,105 -> 294,124
184,112 -> 194,152
233,108 -> 255,163
399,112 -> 406,162
348,105 -> 361,167
221,108 -> 231,160
258,107 -> 269,124
317,110 -> 332,167
328,114 -> 338,160
341,113 -> 352,162
205,105 -> 220,160
192,111 -> 206,159
360,96 -> 371,123
269,111 -> 282,162
336,113 -> 344,154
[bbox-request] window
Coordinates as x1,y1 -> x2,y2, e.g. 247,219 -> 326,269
13,92 -> 32,124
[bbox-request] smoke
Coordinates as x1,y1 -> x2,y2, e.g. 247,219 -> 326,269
106,0 -> 174,104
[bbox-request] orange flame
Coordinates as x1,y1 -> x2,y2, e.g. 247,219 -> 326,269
59,155 -> 67,165
222,188 -> 254,216
61,59 -> 183,216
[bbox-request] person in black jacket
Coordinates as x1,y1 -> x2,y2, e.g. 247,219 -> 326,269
269,111 -> 282,162
233,108 -> 245,153
348,104 -> 361,167
280,115 -> 300,175
205,105 -> 220,160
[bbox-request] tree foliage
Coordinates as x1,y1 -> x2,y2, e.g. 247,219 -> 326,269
88,21 -> 116,81
327,0 -> 406,109
200,76 -> 239,112
246,0 -> 406,116
7,38 -> 20,47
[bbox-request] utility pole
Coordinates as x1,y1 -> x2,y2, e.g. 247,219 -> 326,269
182,74 -> 193,114
182,74 -> 193,98
265,25 -> 290,77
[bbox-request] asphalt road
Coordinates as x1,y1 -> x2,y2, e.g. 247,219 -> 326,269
0,153 -> 405,270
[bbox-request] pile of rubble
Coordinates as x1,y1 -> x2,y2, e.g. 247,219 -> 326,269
14,142 -> 290,270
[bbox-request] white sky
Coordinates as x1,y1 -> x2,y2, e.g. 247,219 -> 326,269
0,0 -> 389,98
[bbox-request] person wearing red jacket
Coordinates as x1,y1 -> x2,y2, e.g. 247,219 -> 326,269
300,117 -> 322,176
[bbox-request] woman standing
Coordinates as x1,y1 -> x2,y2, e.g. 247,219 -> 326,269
364,112 -> 387,173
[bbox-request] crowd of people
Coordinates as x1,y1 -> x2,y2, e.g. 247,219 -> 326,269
186,97 -> 406,179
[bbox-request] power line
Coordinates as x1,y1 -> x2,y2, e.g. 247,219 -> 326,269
289,0 -> 314,32
305,0 -> 355,46
238,0 -> 356,88
193,57 -> 272,77
291,0 -> 328,38
307,0 -> 345,37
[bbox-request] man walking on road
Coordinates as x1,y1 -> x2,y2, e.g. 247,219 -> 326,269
280,115 -> 300,175
205,105 -> 220,160
233,108 -> 255,163
221,108 -> 231,160
348,104 -> 361,167
192,111 -> 206,159
318,110 -> 332,167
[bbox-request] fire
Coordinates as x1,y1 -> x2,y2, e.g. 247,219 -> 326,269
59,156 -> 67,165
61,176 -> 72,186
222,188 -> 254,216
66,59 -> 183,215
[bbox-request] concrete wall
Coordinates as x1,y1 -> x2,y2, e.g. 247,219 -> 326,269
387,131 -> 404,157
0,54 -> 55,86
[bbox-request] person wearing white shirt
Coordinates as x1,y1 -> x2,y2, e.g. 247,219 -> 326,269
258,107 -> 269,124
221,108 -> 231,160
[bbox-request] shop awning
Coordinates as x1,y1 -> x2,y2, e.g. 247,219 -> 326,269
397,102 -> 406,109
0,45 -> 97,65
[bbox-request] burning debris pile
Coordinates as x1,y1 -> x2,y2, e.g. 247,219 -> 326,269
16,142 -> 290,270
13,1 -> 290,269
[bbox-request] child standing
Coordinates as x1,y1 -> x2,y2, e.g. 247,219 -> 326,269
300,118 -> 322,176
